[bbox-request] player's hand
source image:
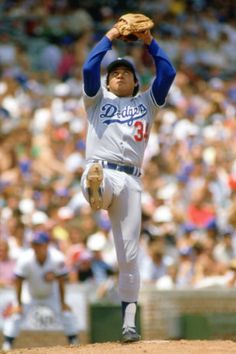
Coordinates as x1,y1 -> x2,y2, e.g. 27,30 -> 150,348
61,303 -> 72,312
134,30 -> 153,45
106,27 -> 120,41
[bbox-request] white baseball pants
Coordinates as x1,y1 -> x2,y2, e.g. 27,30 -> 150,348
3,296 -> 78,338
81,164 -> 141,302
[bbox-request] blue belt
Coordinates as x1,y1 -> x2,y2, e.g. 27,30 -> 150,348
98,160 -> 141,177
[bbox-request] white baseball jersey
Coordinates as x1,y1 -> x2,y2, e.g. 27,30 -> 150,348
83,86 -> 159,168
4,247 -> 78,339
14,247 -> 67,299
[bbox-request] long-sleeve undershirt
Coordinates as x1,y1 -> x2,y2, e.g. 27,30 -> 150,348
83,36 -> 176,105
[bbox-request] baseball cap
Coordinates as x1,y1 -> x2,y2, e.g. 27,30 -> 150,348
31,210 -> 49,225
182,223 -> 195,234
87,231 -> 107,251
31,231 -> 50,244
107,58 -> 137,80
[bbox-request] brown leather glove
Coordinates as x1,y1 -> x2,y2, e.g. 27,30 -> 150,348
115,13 -> 154,41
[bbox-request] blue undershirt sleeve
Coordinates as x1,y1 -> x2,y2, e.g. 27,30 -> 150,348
148,39 -> 176,106
83,36 -> 112,97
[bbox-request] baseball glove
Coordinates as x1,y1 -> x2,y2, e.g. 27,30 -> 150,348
115,13 -> 154,41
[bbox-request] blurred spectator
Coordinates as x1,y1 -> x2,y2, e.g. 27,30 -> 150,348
140,240 -> 170,283
226,259 -> 236,288
213,228 -> 236,265
0,239 -> 15,287
192,240 -> 228,288
0,0 -> 236,292
175,246 -> 194,287
87,231 -> 115,284
155,263 -> 178,290
69,247 -> 94,283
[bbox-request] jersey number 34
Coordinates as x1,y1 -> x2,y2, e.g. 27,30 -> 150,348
134,121 -> 149,142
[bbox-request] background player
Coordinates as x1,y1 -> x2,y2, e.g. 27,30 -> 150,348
81,25 -> 176,342
1,231 -> 78,352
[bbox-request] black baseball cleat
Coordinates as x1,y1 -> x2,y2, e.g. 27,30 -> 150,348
122,326 -> 141,343
67,334 -> 79,345
86,163 -> 103,211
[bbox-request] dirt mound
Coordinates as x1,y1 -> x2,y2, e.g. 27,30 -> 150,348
3,340 -> 236,354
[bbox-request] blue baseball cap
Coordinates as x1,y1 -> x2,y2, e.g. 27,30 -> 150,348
107,58 -> 137,79
181,223 -> 195,234
31,231 -> 50,244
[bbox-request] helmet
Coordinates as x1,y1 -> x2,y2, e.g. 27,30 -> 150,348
106,58 -> 139,96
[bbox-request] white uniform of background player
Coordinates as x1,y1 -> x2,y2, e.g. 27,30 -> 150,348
1,231 -> 78,352
81,27 -> 176,342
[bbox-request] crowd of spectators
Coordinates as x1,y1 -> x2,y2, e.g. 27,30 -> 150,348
1,0 -> 236,298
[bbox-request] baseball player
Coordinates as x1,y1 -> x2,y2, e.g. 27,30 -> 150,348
81,25 -> 176,342
1,231 -> 78,352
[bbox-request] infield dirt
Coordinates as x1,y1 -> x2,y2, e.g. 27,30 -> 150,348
1,340 -> 236,354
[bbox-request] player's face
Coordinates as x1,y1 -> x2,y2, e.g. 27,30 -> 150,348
108,66 -> 136,97
32,243 -> 48,263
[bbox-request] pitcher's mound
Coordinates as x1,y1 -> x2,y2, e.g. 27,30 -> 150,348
5,340 -> 236,354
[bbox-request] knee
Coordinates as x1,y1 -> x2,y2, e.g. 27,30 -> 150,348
118,241 -> 139,273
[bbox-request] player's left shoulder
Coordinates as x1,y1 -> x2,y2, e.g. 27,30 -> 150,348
139,87 -> 161,109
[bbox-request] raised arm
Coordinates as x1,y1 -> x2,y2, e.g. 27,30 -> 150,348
137,30 -> 176,106
148,39 -> 176,105
83,28 -> 120,97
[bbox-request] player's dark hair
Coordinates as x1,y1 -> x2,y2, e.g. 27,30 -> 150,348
106,58 -> 139,96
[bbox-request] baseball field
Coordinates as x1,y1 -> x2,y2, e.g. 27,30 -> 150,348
2,340 -> 236,354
